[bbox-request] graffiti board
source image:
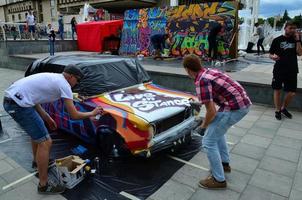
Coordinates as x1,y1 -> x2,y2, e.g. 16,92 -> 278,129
119,1 -> 237,59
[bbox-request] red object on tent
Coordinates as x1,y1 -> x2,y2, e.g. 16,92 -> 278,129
76,20 -> 123,52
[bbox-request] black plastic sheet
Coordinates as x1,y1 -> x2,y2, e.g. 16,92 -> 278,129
0,116 -> 202,200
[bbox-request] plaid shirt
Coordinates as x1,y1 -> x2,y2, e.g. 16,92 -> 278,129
195,68 -> 252,112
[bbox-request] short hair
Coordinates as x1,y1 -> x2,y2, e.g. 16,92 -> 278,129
255,22 -> 259,27
183,54 -> 202,72
285,21 -> 297,28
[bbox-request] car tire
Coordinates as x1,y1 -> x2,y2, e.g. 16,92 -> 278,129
97,128 -> 114,158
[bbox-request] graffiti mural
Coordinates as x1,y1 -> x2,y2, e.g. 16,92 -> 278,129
119,1 -> 237,59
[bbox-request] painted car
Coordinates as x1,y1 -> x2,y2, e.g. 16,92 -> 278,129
25,55 -> 201,156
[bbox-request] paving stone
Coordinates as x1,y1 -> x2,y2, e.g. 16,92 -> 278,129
241,114 -> 260,122
249,169 -> 292,197
239,185 -> 287,200
248,126 -> 277,139
266,144 -> 300,163
0,152 -> 7,160
241,134 -> 272,148
171,164 -> 209,190
227,126 -> 248,137
259,156 -> 297,178
149,180 -> 195,200
277,128 -> 302,140
4,157 -> 20,169
272,136 -> 302,150
0,176 -> 8,195
253,121 -> 281,131
0,181 -> 44,200
41,195 -> 67,200
289,190 -> 302,200
281,121 -> 302,131
231,142 -> 265,160
1,167 -> 30,185
258,115 -> 283,124
230,154 -> 259,175
189,152 -> 210,169
189,188 -> 240,200
225,170 -> 251,193
293,172 -> 302,192
234,120 -> 254,129
298,154 -> 302,172
226,134 -> 242,145
0,160 -> 14,176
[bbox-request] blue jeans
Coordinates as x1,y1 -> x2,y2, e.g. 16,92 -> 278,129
202,107 -> 250,182
3,100 -> 50,143
49,40 -> 55,56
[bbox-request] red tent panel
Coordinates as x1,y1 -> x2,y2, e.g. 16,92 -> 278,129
76,20 -> 123,52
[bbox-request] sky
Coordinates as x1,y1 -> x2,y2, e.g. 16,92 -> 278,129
259,0 -> 302,18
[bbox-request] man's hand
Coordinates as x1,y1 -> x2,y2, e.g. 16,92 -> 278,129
189,100 -> 202,113
195,126 -> 206,136
295,31 -> 301,41
270,54 -> 280,61
45,117 -> 57,131
91,106 -> 104,116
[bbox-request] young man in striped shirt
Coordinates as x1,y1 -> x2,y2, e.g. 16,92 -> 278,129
183,54 -> 252,189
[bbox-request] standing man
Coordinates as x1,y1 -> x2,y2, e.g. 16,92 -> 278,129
58,15 -> 64,40
254,22 -> 265,55
70,17 -> 77,40
26,11 -> 35,40
183,54 -> 251,189
208,22 -> 224,61
151,33 -> 169,60
269,21 -> 302,120
3,65 -> 103,194
48,28 -> 56,56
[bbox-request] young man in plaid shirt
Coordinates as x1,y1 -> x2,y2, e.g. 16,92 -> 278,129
183,54 -> 252,189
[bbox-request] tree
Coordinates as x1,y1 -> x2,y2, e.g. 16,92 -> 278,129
267,17 -> 275,27
293,14 -> 302,28
282,10 -> 291,22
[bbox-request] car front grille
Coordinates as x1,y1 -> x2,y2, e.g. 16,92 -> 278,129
154,107 -> 192,135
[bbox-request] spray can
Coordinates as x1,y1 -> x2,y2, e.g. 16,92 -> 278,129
94,157 -> 100,174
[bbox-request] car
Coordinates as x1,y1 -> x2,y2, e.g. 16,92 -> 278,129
25,55 -> 202,157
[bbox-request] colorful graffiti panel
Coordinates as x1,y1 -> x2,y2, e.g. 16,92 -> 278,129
119,1 -> 237,58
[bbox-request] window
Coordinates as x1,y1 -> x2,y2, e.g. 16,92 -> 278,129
51,8 -> 56,17
50,0 -> 55,7
18,13 -> 21,20
12,14 -> 15,21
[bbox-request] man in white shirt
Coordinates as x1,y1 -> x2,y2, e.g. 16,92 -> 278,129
3,65 -> 103,194
26,11 -> 36,40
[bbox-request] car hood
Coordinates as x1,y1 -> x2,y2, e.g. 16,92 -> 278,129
90,83 -> 196,123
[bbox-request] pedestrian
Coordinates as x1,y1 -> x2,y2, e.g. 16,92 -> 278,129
150,33 -> 169,60
58,15 -> 64,40
269,21 -> 302,120
26,11 -> 35,40
3,65 -> 103,194
48,28 -> 56,56
10,26 -> 17,40
183,54 -> 251,189
254,22 -> 265,55
208,22 -> 224,61
71,17 -> 77,40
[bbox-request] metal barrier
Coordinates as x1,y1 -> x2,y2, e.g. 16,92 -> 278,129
0,22 -> 74,41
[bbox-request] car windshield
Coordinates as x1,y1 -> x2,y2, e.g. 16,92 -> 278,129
25,55 -> 151,96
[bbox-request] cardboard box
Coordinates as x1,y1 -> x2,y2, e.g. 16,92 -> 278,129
56,155 -> 86,189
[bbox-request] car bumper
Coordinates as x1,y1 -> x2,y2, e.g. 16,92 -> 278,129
135,116 -> 202,157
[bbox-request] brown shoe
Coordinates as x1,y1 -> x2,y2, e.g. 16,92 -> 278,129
199,175 -> 227,189
223,165 -> 231,173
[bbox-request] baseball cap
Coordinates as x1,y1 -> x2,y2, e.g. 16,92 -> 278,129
64,64 -> 84,81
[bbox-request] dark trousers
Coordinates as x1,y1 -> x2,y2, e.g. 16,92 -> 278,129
208,36 -> 218,59
49,40 -> 55,56
257,38 -> 265,55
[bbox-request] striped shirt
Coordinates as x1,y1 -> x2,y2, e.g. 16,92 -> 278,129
195,69 -> 252,112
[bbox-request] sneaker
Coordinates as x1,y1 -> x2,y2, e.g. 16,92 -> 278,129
38,180 -> 65,194
281,108 -> 292,119
199,175 -> 227,189
32,159 -> 55,170
275,111 -> 282,120
222,163 -> 231,173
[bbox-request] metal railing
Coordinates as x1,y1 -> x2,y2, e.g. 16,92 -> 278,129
0,22 -> 75,41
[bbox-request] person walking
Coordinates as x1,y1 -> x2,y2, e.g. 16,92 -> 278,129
269,21 -> 302,120
183,54 -> 251,189
58,15 -> 64,40
254,22 -> 265,55
26,11 -> 35,40
3,65 -> 103,194
48,28 -> 56,56
208,22 -> 224,61
71,17 -> 77,40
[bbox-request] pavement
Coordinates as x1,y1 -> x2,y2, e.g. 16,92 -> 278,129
0,66 -> 302,200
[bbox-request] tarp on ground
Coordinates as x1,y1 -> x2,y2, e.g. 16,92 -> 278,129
76,20 -> 123,52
